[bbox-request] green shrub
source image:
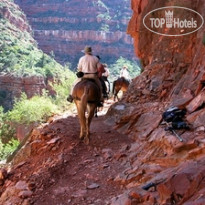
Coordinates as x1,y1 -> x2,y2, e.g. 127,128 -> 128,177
0,138 -> 19,161
0,9 -> 71,78
51,71 -> 76,110
109,56 -> 141,81
0,106 -> 4,125
0,106 -> 17,160
0,107 -> 15,143
7,93 -> 59,125
100,24 -> 110,32
0,74 -> 77,160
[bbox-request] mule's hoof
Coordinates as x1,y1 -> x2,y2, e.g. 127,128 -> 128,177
84,137 -> 90,145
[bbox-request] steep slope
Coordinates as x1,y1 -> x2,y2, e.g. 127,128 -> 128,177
106,0 -> 205,204
14,0 -> 135,67
0,0 -> 73,110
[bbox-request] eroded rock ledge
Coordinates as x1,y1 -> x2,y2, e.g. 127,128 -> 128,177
14,0 -> 135,66
109,0 -> 205,204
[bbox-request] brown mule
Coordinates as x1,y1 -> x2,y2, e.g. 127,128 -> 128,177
72,79 -> 101,144
112,77 -> 130,101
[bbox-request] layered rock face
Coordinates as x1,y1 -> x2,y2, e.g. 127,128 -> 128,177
0,0 -> 31,34
0,1 -> 38,111
0,1 -> 55,111
0,75 -> 49,111
108,0 -> 205,204
15,0 -> 135,67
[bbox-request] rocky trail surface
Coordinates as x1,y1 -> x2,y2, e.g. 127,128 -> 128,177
1,98 -> 205,205
0,101 -> 134,205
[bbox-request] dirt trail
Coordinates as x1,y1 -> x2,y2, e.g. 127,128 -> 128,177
4,101 -> 133,205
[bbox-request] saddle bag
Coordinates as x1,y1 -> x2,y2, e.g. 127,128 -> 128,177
76,71 -> 84,78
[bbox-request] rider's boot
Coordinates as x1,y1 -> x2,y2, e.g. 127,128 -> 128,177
67,94 -> 73,103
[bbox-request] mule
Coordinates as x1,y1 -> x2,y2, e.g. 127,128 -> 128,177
112,77 -> 130,101
72,79 -> 101,144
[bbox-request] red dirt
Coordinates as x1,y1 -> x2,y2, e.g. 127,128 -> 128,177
3,101 -> 133,205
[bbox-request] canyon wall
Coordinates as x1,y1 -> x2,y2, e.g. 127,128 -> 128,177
14,0 -> 136,67
126,0 -> 205,116
0,0 -> 31,34
0,1 -> 56,111
0,1 -> 39,110
0,75 -> 48,111
108,0 -> 205,204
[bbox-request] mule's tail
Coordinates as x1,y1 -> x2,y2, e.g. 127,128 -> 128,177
81,86 -> 89,110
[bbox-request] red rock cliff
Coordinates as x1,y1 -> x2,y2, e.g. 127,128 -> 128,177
15,0 -> 136,67
127,0 -> 205,105
0,75 -> 48,111
0,1 -> 55,111
108,0 -> 205,204
0,0 -> 31,34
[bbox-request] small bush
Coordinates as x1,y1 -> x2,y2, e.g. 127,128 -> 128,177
51,72 -> 76,110
0,107 -> 15,143
0,138 -> 19,161
7,93 -> 59,125
0,107 -> 18,160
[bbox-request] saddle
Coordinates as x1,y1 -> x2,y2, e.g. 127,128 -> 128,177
120,77 -> 129,83
76,78 -> 100,93
82,78 -> 95,82
116,77 -> 128,85
75,78 -> 103,107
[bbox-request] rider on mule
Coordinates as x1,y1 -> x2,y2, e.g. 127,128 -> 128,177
112,65 -> 130,101
102,64 -> 110,94
102,64 -> 109,82
96,55 -> 108,98
120,65 -> 131,82
67,46 -> 103,106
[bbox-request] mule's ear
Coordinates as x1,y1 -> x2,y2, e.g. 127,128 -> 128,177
76,72 -> 84,78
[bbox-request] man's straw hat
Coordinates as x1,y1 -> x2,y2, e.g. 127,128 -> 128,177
82,46 -> 92,54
